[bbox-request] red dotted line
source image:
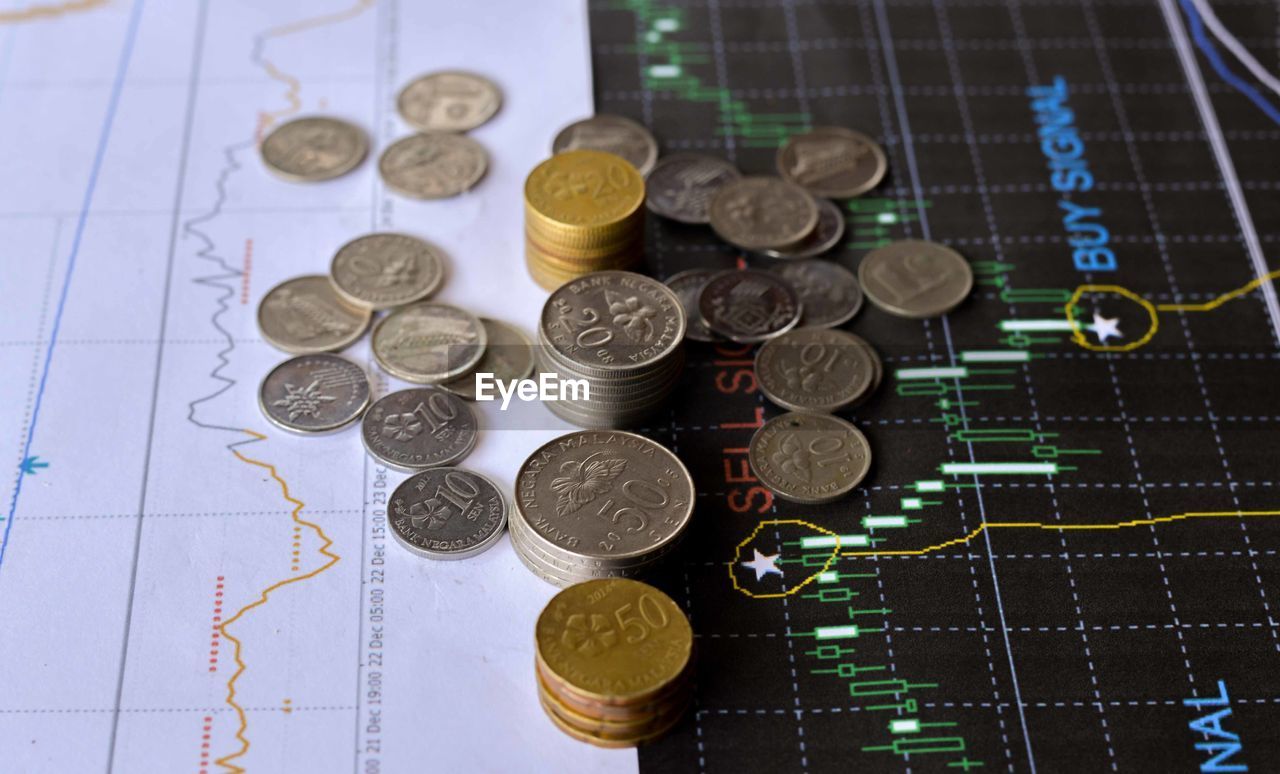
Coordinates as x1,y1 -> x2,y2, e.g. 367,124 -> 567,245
291,526 -> 301,573
208,576 -> 224,673
198,714 -> 213,774
240,238 -> 254,305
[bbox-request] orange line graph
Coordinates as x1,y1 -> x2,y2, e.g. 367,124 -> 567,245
0,0 -> 106,24
214,430 -> 342,774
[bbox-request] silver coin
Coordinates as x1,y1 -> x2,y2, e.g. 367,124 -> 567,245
388,467 -> 506,560
697,269 -> 802,344
440,319 -> 535,400
858,240 -> 973,318
748,412 -> 871,504
540,271 -> 685,377
771,260 -> 863,329
371,302 -> 487,384
361,387 -> 478,471
260,116 -> 368,182
396,70 -> 502,133
551,115 -> 658,176
378,133 -> 488,199
664,269 -> 721,343
329,232 -> 446,310
258,354 -> 370,434
708,176 -> 819,252
644,153 -> 740,224
514,430 -> 694,563
257,275 -> 371,354
508,502 -> 681,573
776,127 -> 887,199
755,329 -> 879,413
762,198 -> 846,259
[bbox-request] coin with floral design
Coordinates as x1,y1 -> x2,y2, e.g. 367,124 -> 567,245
360,387 -> 477,471
748,412 -> 870,504
258,354 -> 370,434
388,467 -> 506,560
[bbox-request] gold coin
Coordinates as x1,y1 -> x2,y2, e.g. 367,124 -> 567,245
536,657 -> 693,722
537,673 -> 689,734
537,691 -> 685,748
525,225 -> 642,261
535,579 -> 693,704
525,150 -> 644,233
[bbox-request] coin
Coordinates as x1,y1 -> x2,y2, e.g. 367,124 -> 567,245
755,329 -> 880,413
664,270 -> 720,343
388,467 -> 505,559
258,354 -> 370,434
697,269 -> 802,343
257,275 -> 371,354
535,579 -> 693,701
771,259 -> 863,329
260,116 -> 368,182
361,387 -> 478,471
708,176 -> 819,251
378,133 -> 488,199
748,412 -> 871,504
761,197 -> 846,259
858,239 -> 973,318
514,431 -> 695,564
329,232 -> 446,310
540,271 -> 685,376
371,302 -> 487,383
552,115 -> 658,176
440,319 -> 535,400
644,153 -> 740,224
776,127 -> 887,199
396,70 -> 501,133
525,150 -> 645,241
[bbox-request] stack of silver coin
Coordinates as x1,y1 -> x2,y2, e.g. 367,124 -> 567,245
536,271 -> 687,429
509,431 -> 695,586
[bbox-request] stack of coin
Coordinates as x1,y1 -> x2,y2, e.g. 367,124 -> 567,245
525,150 -> 646,290
535,578 -> 694,748
536,271 -> 686,429
510,431 -> 694,586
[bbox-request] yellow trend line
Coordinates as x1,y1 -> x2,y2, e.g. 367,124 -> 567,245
728,519 -> 840,600
0,0 -> 106,24
1066,269 -> 1280,352
254,0 -> 376,136
215,430 -> 342,774
839,508 -> 1280,559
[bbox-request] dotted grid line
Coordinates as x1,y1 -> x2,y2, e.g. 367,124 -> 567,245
855,1 -> 910,763
1081,0 -> 1280,657
655,232 -> 1280,247
1002,3 -> 1116,764
601,81 -> 1241,98
691,695 -> 1280,714
1078,0 -> 1198,694
594,33 -> 1280,52
694,620 -> 1280,635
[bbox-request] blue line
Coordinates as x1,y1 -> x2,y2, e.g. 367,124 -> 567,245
1178,0 -> 1280,125
0,0 -> 147,574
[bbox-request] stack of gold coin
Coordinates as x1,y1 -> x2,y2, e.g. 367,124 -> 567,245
525,149 -> 646,290
535,579 -> 694,748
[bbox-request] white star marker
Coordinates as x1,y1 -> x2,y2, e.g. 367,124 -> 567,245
1089,312 -> 1122,344
741,549 -> 783,581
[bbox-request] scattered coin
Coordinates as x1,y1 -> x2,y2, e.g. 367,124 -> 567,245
534,578 -> 694,747
396,70 -> 502,133
709,176 -> 819,251
379,133 -> 488,199
697,269 -> 802,343
440,319 -> 535,400
552,114 -> 659,176
858,239 -> 973,318
257,275 -> 371,354
755,328 -> 880,413
258,353 -> 370,434
361,387 -> 478,471
259,116 -> 369,182
776,126 -> 887,199
371,302 -> 487,383
664,269 -> 720,342
388,467 -> 506,559
749,412 -> 871,504
329,232 -> 446,310
644,153 -> 740,224
771,259 -> 863,329
511,430 -> 695,583
761,197 -> 846,259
